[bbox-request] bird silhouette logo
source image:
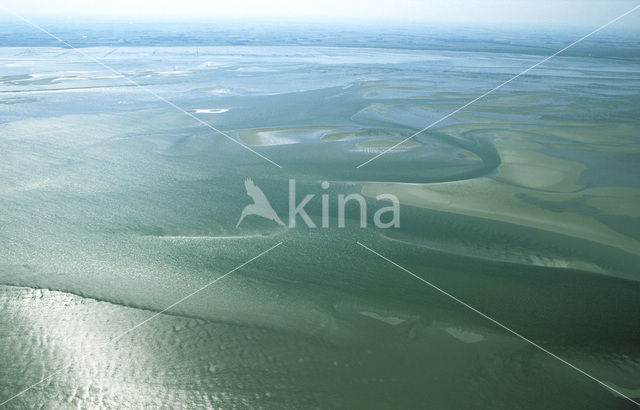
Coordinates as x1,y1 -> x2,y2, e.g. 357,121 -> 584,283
236,179 -> 285,228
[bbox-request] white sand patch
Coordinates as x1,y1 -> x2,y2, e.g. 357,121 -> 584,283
360,311 -> 406,325
255,131 -> 298,146
152,70 -> 191,76
444,327 -> 485,343
192,108 -> 229,114
210,88 -> 231,95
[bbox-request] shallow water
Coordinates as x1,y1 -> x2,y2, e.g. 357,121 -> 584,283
1,42 -> 639,408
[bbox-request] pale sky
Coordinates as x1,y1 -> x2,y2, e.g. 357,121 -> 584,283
1,0 -> 639,29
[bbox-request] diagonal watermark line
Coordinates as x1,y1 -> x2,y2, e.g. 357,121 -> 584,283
356,3 -> 640,169
0,7 -> 283,169
356,241 -> 640,407
0,241 -> 283,407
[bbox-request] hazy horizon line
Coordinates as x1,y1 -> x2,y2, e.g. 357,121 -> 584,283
1,16 -> 639,35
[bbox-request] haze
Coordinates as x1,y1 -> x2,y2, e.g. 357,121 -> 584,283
1,0 -> 639,30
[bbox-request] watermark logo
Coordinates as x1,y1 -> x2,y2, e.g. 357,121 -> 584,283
236,179 -> 286,228
237,179 -> 400,228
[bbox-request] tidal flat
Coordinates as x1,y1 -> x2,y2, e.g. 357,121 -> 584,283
1,38 -> 639,408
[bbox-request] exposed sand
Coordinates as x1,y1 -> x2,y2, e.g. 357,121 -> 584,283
359,311 -> 406,325
236,126 -> 344,146
362,179 -> 640,256
531,124 -> 636,145
444,327 -> 485,344
191,108 -> 229,114
490,130 -> 587,192
360,125 -> 640,256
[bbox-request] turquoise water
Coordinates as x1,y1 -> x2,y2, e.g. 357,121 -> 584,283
1,36 -> 639,408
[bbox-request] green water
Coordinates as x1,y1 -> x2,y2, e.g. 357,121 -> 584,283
0,42 -> 639,408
